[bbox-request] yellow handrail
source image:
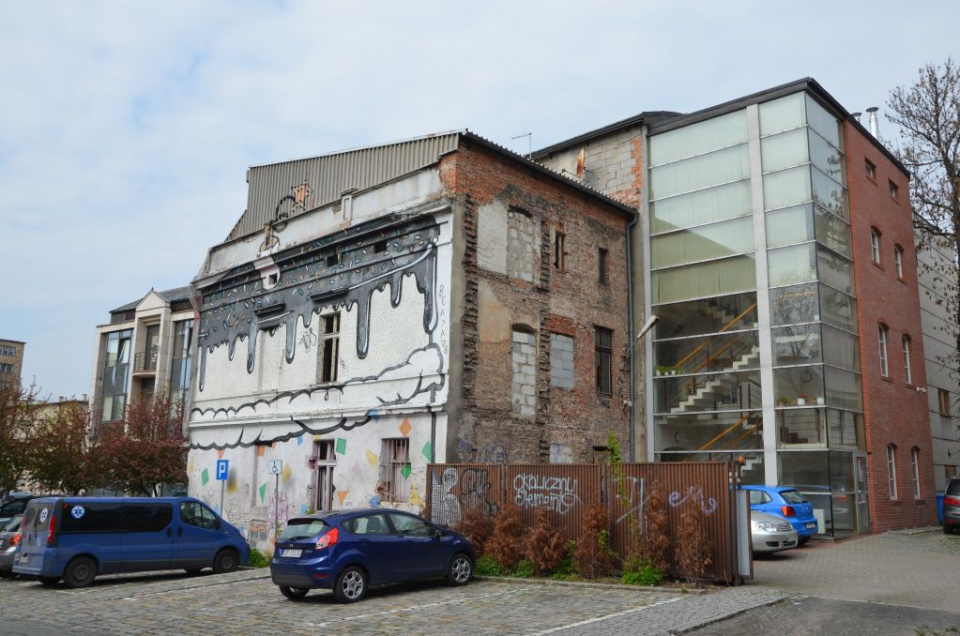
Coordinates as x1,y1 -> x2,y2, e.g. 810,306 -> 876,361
697,414 -> 751,451
673,302 -> 758,371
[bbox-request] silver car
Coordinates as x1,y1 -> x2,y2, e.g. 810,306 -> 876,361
944,477 -> 960,534
0,514 -> 23,578
751,511 -> 798,554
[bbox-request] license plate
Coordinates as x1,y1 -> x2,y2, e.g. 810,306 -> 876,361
282,549 -> 302,558
805,522 -> 817,529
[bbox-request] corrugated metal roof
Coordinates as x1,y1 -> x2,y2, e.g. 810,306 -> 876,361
227,132 -> 462,242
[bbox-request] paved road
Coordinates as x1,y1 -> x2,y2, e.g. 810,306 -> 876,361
0,528 -> 956,635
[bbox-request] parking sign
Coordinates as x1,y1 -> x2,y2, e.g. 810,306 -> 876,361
216,459 -> 229,481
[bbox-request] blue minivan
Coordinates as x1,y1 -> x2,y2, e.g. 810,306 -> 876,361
13,497 -> 249,588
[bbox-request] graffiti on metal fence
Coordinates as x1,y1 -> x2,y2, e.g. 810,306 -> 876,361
431,467 -> 462,526
614,476 -> 648,525
513,473 -> 580,514
668,486 -> 717,515
460,468 -> 499,516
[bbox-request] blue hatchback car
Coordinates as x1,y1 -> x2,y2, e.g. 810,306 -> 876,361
742,485 -> 819,543
270,508 -> 475,603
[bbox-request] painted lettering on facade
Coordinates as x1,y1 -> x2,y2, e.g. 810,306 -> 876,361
513,473 -> 580,514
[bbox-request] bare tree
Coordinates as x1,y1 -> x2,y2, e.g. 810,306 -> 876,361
887,59 -> 960,379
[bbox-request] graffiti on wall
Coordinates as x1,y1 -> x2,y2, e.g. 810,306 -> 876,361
668,486 -> 718,515
513,473 -> 580,515
460,468 -> 498,516
430,467 -> 462,526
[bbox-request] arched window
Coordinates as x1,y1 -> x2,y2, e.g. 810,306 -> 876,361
878,324 -> 889,376
910,447 -> 921,499
870,227 -> 882,264
887,444 -> 898,500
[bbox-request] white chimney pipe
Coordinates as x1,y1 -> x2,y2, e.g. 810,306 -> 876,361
866,107 -> 880,138
851,112 -> 862,123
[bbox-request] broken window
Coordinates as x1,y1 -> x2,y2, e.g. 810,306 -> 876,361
319,313 -> 340,383
380,438 -> 411,502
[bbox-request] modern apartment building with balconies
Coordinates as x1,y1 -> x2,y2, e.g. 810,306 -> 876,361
89,287 -> 194,430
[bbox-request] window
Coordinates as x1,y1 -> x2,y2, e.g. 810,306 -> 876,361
387,512 -> 433,536
870,227 -> 881,264
902,335 -> 912,384
595,327 -> 613,395
0,363 -> 12,373
554,231 -> 566,271
887,444 -> 898,499
101,329 -> 132,423
865,159 -> 876,180
380,438 -> 410,502
171,319 -> 194,403
878,324 -> 889,376
0,345 -> 16,356
889,180 -> 900,200
344,514 -> 391,535
894,245 -> 904,279
938,389 -> 951,416
125,503 -> 174,533
179,501 -> 217,530
598,248 -> 608,284
319,313 -> 340,384
911,447 -> 921,499
61,501 -> 123,533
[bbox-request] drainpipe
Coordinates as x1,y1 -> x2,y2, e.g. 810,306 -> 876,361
626,211 -> 639,462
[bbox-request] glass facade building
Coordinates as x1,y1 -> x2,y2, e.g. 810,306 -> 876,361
647,90 -> 868,537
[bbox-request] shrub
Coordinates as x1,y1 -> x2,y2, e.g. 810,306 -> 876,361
641,481 -> 671,573
551,541 -> 578,580
485,501 -> 524,570
523,508 -> 566,575
457,505 -> 495,556
474,554 -> 501,577
621,554 -> 662,586
574,503 -> 616,579
675,502 -> 712,587
247,549 -> 270,568
510,559 -> 534,578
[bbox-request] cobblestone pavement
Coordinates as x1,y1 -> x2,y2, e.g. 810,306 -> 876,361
1,529 -> 954,635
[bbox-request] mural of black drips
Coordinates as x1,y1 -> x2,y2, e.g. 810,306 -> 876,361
196,216 -> 442,392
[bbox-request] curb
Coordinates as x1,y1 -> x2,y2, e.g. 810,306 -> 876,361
472,575 -> 708,595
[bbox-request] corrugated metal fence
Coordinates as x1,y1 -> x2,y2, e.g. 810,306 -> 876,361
426,462 -> 743,584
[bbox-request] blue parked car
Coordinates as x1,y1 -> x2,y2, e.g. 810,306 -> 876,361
13,497 -> 249,588
742,485 -> 819,544
271,508 -> 475,603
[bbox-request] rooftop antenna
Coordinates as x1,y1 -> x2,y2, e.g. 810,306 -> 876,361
511,132 -> 532,159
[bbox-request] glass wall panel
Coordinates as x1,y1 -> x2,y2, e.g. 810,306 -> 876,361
770,283 -> 819,326
814,206 -> 851,256
824,367 -> 861,410
655,411 -> 762,452
654,369 -> 761,414
817,247 -> 854,295
822,325 -> 860,371
768,243 -> 816,287
653,292 -> 758,339
652,255 -> 756,304
649,110 -> 749,166
655,330 -> 760,374
820,285 -> 857,331
764,166 -> 811,210
772,324 -> 822,366
649,144 -> 750,200
761,127 -> 809,173
766,204 -> 814,248
778,408 -> 825,446
812,167 -> 848,219
827,451 -> 856,536
759,92 -> 806,137
826,409 -> 860,448
774,365 -> 825,406
650,180 -> 752,233
650,217 -> 754,269
805,94 -> 842,149
809,129 -> 844,183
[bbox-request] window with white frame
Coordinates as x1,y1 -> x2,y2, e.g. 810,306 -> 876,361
878,324 -> 889,376
911,447 -> 921,499
379,438 -> 411,502
887,444 -> 898,499
902,335 -> 912,384
870,228 -> 881,264
894,245 -> 904,279
318,313 -> 340,384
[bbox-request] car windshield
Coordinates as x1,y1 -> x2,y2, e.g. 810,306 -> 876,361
279,518 -> 330,541
780,490 -> 808,504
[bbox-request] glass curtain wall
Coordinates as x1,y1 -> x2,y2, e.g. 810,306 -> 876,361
100,329 -> 132,424
649,111 -> 762,464
648,91 -> 866,536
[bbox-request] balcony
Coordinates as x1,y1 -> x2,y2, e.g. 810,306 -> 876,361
133,350 -> 158,375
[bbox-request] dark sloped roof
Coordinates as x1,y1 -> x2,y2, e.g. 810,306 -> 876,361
110,286 -> 193,314
532,111 -> 682,158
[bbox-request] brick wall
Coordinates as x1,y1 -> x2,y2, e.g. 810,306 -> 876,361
441,142 -> 632,465
846,122 -> 938,531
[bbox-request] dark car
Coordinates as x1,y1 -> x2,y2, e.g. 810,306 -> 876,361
0,514 -> 24,578
944,477 -> 960,534
743,485 -> 819,544
0,495 -> 45,528
270,509 -> 475,603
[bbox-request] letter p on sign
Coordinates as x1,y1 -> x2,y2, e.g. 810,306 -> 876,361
216,459 -> 229,481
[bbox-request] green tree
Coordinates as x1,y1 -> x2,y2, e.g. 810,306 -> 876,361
94,393 -> 188,496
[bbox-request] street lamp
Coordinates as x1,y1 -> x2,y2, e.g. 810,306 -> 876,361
628,314 -> 660,353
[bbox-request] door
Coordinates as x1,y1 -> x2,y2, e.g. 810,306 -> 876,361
344,513 -> 399,584
386,512 -> 446,577
122,502 -> 174,571
853,452 -> 871,535
175,501 -> 220,568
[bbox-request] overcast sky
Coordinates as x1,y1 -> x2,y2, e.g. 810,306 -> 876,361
2,0 -> 957,400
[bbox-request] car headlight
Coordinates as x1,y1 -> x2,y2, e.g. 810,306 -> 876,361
754,522 -> 778,533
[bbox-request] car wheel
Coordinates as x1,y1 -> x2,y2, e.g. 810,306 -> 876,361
447,553 -> 472,586
63,556 -> 97,589
38,576 -> 60,587
279,585 -> 309,600
333,566 -> 367,603
212,549 -> 239,574
798,536 -> 810,546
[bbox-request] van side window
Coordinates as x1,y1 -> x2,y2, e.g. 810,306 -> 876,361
125,503 -> 173,532
60,502 -> 123,533
179,501 -> 217,530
